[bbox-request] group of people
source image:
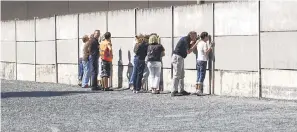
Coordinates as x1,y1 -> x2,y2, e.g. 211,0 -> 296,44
78,30 -> 113,91
78,30 -> 214,96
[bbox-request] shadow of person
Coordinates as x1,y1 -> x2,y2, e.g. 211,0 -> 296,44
118,49 -> 123,88
1,91 -> 95,99
127,50 -> 133,88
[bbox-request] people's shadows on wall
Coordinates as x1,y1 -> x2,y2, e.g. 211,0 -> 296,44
117,49 -> 123,88
127,50 -> 133,88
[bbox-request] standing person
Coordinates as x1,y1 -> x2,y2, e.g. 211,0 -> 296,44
132,35 -> 148,93
81,35 -> 91,88
99,32 -> 113,91
171,31 -> 197,96
196,32 -> 214,96
89,30 -> 101,91
78,37 -> 86,86
129,35 -> 141,90
147,35 -> 165,94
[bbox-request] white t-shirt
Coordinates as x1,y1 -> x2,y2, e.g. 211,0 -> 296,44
79,43 -> 85,58
197,41 -> 209,61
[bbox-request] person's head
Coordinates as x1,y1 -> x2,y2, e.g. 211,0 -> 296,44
93,30 -> 100,39
82,35 -> 89,43
187,31 -> 197,41
135,34 -> 145,44
104,32 -> 111,40
148,35 -> 159,44
144,35 -> 150,43
200,32 -> 209,42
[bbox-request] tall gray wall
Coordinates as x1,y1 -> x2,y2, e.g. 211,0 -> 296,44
1,1 -> 296,100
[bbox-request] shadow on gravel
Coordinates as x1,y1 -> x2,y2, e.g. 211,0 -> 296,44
1,91 -> 97,99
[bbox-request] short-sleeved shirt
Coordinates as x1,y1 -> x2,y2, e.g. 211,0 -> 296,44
147,43 -> 165,62
197,41 -> 208,61
172,36 -> 190,58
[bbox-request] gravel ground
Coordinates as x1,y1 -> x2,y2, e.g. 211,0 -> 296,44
1,79 -> 297,132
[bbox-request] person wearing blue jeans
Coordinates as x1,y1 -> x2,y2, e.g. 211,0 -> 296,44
81,35 -> 91,88
196,32 -> 213,96
129,56 -> 138,90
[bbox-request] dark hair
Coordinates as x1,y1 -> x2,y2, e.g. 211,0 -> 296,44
200,32 -> 208,39
104,32 -> 111,39
94,30 -> 100,33
187,31 -> 197,37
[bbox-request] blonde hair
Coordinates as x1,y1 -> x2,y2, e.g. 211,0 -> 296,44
149,35 -> 159,44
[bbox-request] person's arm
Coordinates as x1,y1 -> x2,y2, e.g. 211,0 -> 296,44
187,39 -> 200,54
161,45 -> 165,57
205,41 -> 214,55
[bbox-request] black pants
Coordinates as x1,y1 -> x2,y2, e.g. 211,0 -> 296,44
89,55 -> 98,88
133,59 -> 145,91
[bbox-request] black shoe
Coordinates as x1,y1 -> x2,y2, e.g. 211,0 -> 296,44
91,86 -> 102,91
103,88 -> 114,91
171,91 -> 182,97
180,91 -> 191,96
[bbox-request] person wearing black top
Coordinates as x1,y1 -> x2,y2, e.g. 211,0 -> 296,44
133,36 -> 148,93
171,31 -> 198,96
147,35 -> 165,94
89,30 -> 101,91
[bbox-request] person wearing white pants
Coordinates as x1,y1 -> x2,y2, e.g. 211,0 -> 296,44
147,35 -> 165,94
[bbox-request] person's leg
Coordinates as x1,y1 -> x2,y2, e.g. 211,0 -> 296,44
135,60 -> 145,92
171,54 -> 183,96
199,61 -> 208,92
142,64 -> 149,91
90,55 -> 99,90
147,62 -> 154,92
195,61 -> 201,93
130,56 -> 138,90
78,58 -> 83,86
179,58 -> 190,95
132,58 -> 139,92
82,60 -> 90,88
153,62 -> 162,93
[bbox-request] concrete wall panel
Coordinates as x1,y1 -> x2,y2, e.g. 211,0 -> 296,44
162,69 -> 172,92
36,17 -> 55,41
184,70 -> 210,94
112,65 -> 132,88
58,64 -> 78,85
17,64 -> 35,81
36,65 -> 56,83
1,21 -> 15,41
261,32 -> 297,69
174,4 -> 213,37
214,71 -> 259,97
262,69 -> 297,100
111,38 -> 134,65
56,15 -> 78,40
0,62 -> 15,80
261,1 -> 297,31
36,41 -> 55,64
57,39 -> 78,64
137,7 -> 172,37
16,20 -> 35,41
215,36 -> 258,71
1,42 -> 16,62
17,42 -> 35,64
108,9 -> 135,37
160,38 -> 172,68
215,2 -> 258,36
79,12 -> 106,38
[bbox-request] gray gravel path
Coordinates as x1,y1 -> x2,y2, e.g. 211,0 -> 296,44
1,79 -> 297,132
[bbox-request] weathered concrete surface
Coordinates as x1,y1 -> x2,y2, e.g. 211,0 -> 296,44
215,36 -> 258,71
57,39 -> 78,64
137,7 -> 172,37
2,79 -> 297,132
56,15 -> 78,40
79,12 -> 106,38
159,38 -> 172,68
17,42 -> 35,64
1,42 -> 16,62
57,64 -> 78,85
36,41 -> 55,64
111,38 -> 135,66
262,69 -> 297,100
108,9 -> 135,37
112,65 -> 131,89
17,64 -> 35,81
36,65 -> 56,83
261,32 -> 297,70
261,1 -> 297,31
16,20 -> 35,41
215,1 -> 258,35
36,17 -> 55,41
0,62 -> 15,80
214,71 -> 259,98
1,21 -> 15,41
174,4 -> 213,37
